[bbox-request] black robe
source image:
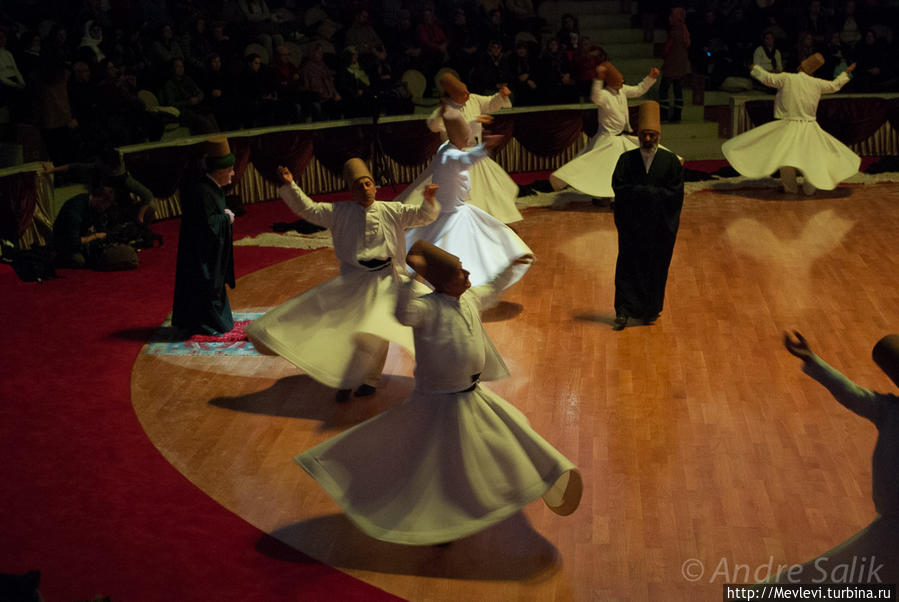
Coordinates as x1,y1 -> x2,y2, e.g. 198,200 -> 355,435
171,172 -> 235,335
611,147 -> 684,320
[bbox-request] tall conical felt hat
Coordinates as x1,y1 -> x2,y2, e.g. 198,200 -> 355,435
205,136 -> 235,170
800,52 -> 825,74
438,72 -> 468,103
406,240 -> 460,290
443,108 -> 471,147
872,334 -> 899,388
637,100 -> 661,132
342,157 -> 372,190
599,61 -> 623,87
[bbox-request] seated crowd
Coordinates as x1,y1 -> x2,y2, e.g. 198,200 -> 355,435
0,0 -> 896,168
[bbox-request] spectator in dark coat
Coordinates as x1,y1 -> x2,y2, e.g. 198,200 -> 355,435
200,52 -> 241,130
447,7 -> 479,82
535,37 -> 579,103
470,39 -> 512,94
509,40 -> 539,106
159,56 -> 219,133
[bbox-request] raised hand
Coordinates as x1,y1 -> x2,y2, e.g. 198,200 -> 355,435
783,330 -> 814,361
277,165 -> 293,185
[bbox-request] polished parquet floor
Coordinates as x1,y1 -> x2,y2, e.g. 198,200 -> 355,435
132,181 -> 899,601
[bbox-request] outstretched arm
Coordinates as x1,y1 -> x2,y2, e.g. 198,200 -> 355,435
396,184 -> 440,228
275,165 -> 334,228
623,68 -> 659,98
469,254 -> 535,312
750,64 -> 786,89
819,64 -> 854,94
784,330 -> 885,424
475,89 -> 512,113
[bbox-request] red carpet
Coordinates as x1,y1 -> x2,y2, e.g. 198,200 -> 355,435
0,198 -> 402,601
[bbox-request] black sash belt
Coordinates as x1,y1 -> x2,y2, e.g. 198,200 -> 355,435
458,373 -> 481,393
358,257 -> 392,271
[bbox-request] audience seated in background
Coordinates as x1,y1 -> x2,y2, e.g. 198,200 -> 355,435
344,8 -> 383,58
1,0 -> 898,166
97,58 -> 164,144
837,0 -> 864,48
824,31 -> 849,79
299,41 -> 341,120
416,8 -> 449,84
159,56 -> 219,134
535,37 -> 579,104
795,31 -> 817,70
447,7 -> 479,81
200,52 -> 241,131
182,16 -> 214,75
478,8 -> 513,52
387,9 -> 426,84
753,31 -> 784,74
470,39 -> 512,95
36,61 -> 84,165
852,29 -> 894,91
238,51 -> 295,127
150,24 -> 185,87
76,20 -> 105,66
364,44 -> 414,116
509,40 -> 539,106
797,0 -> 831,50
335,45 -> 373,118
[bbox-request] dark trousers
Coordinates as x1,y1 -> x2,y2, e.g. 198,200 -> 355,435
658,77 -> 684,121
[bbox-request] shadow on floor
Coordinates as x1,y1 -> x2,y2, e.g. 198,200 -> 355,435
261,512 -> 561,581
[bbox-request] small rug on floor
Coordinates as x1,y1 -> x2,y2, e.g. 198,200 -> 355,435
234,229 -> 333,250
188,320 -> 251,342
145,313 -> 265,356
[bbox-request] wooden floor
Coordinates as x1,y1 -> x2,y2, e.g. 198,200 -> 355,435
132,181 -> 899,602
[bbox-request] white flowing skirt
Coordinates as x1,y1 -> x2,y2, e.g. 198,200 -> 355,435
550,133 -> 638,198
722,119 -> 860,190
396,158 -> 522,224
245,269 -> 412,389
406,204 -> 532,289
296,383 -> 582,545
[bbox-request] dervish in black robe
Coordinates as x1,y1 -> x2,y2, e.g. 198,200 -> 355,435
171,171 -> 235,335
611,146 -> 684,322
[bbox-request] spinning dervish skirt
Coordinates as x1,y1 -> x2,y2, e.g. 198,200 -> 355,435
722,119 -> 860,190
245,269 -> 413,389
550,133 -> 639,198
397,158 -> 522,224
296,383 -> 583,545
405,204 -> 533,289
